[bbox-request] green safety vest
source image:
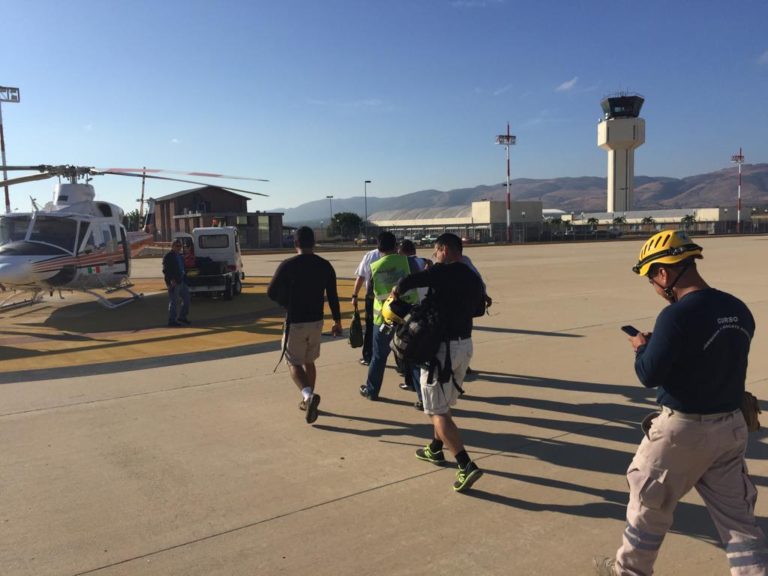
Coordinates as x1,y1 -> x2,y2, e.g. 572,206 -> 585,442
370,254 -> 418,325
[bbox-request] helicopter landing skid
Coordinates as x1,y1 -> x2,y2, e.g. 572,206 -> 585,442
83,285 -> 144,309
0,289 -> 45,311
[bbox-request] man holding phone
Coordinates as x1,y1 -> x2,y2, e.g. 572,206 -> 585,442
595,230 -> 766,575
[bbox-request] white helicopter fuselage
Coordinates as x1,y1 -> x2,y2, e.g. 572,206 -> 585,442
0,183 -> 135,292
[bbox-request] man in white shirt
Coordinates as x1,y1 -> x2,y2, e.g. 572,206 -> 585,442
351,235 -> 386,365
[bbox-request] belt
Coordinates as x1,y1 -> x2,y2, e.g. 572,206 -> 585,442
661,405 -> 739,422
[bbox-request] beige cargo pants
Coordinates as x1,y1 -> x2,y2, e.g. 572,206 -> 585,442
615,407 -> 767,575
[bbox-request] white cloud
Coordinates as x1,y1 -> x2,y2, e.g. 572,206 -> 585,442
493,84 -> 514,96
759,49 -> 768,65
555,77 -> 579,92
170,138 -> 181,144
83,123 -> 93,131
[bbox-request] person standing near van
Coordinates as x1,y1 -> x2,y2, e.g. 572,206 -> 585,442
163,239 -> 191,327
268,227 -> 342,424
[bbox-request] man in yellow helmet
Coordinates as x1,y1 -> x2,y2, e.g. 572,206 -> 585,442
595,230 -> 766,575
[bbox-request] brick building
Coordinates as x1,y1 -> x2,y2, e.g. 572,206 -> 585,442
153,186 -> 283,248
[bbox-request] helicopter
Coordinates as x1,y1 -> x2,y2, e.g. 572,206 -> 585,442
0,164 -> 268,309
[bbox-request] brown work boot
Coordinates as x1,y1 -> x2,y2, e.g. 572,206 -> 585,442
593,556 -> 617,575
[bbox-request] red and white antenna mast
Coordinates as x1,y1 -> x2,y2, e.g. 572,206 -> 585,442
731,147 -> 745,234
495,123 -> 516,243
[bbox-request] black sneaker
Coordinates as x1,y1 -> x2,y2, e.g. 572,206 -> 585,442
168,320 -> 182,327
177,318 -> 191,325
414,401 -> 424,411
305,394 -> 321,424
415,445 -> 445,464
399,382 -> 414,391
359,358 -> 370,366
453,461 -> 483,493
359,384 -> 377,400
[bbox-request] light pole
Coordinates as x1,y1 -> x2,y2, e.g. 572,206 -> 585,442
495,123 -> 516,243
364,180 -> 371,239
731,148 -> 745,234
0,85 -> 21,214
326,195 -> 334,235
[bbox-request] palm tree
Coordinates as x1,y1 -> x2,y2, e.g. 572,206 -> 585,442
681,214 -> 696,231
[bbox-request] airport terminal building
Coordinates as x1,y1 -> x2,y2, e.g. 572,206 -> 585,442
368,200 -> 768,242
369,200 -> 543,243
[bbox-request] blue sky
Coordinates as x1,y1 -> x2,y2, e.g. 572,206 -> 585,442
1,0 -> 767,214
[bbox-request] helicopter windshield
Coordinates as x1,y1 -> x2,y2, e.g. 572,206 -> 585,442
29,215 -> 79,252
0,215 -> 32,246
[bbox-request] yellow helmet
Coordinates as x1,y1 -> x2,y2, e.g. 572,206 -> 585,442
633,230 -> 703,276
381,295 -> 412,325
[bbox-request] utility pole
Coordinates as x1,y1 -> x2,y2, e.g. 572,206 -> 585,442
731,147 -> 745,234
495,123 -> 516,243
0,85 -> 21,213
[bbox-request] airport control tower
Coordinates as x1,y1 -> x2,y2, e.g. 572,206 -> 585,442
597,94 -> 645,213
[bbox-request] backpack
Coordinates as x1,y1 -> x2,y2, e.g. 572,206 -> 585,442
390,290 -> 446,365
348,307 -> 364,348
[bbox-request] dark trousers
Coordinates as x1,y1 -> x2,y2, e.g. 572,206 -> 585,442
362,294 -> 374,363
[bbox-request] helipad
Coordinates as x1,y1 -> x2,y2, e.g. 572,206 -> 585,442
1,237 -> 766,576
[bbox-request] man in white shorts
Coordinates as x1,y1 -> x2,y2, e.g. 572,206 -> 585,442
390,233 -> 486,492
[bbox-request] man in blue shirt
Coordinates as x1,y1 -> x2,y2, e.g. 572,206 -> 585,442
595,230 -> 767,576
162,239 -> 190,327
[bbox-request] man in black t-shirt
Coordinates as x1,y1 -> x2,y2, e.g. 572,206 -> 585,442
594,230 -> 766,576
268,227 -> 342,424
391,233 -> 485,493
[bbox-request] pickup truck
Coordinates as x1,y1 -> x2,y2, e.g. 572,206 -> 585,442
174,227 -> 244,300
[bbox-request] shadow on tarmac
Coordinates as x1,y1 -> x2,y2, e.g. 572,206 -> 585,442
315,369 -> 768,551
473,325 -> 583,338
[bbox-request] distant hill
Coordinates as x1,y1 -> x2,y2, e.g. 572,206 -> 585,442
272,163 -> 768,225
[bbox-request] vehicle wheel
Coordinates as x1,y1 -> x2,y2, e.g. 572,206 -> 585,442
233,277 -> 242,296
224,278 -> 234,300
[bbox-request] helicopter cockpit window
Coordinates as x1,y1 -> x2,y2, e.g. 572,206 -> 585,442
29,215 -> 78,252
0,215 -> 31,245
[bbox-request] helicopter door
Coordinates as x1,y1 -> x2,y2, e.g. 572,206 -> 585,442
119,226 -> 131,278
101,223 -> 128,279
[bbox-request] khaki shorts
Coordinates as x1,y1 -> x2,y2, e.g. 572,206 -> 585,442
421,338 -> 473,415
283,320 -> 324,366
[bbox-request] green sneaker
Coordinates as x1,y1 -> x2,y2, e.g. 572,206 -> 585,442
453,461 -> 483,492
415,446 -> 445,464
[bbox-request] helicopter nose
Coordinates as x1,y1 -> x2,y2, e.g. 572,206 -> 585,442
0,261 -> 34,286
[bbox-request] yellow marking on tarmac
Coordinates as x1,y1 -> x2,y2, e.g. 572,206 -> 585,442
0,278 -> 355,374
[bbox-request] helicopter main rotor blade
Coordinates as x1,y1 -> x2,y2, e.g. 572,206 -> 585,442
0,165 -> 52,172
0,172 -> 55,188
103,168 -> 269,182
95,170 -> 269,197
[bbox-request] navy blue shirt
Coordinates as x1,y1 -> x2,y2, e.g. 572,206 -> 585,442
635,288 -> 754,413
267,253 -> 341,324
396,262 -> 484,339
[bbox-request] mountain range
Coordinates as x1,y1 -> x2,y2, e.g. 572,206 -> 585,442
271,163 -> 768,225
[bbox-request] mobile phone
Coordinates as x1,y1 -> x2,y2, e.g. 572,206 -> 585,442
621,325 -> 640,337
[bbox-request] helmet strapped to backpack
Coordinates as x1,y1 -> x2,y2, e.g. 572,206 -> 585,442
632,230 -> 703,276
382,295 -> 413,325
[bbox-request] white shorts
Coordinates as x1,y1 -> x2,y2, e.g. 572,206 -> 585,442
283,320 -> 324,366
421,338 -> 473,415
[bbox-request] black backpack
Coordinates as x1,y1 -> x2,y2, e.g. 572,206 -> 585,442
390,290 -> 445,365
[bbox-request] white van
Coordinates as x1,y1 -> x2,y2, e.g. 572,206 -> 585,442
174,226 -> 244,299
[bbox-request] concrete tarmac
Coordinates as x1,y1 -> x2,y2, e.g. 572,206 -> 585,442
1,236 -> 767,575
